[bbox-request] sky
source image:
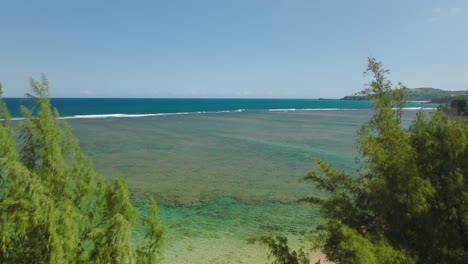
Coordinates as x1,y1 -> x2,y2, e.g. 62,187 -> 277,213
1,0 -> 467,98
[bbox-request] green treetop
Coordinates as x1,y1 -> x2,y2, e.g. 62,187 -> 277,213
257,58 -> 468,264
0,76 -> 166,264
303,58 -> 468,263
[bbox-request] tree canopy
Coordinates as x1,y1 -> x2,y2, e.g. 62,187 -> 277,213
303,58 -> 468,263
0,76 -> 166,264
257,58 -> 467,264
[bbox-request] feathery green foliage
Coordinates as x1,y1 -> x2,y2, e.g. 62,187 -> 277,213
248,235 -> 308,264
0,76 -> 166,263
136,198 -> 167,264
301,58 -> 468,263
261,58 -> 467,264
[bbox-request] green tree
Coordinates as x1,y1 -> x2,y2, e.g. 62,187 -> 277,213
0,76 -> 166,263
260,58 -> 467,264
449,97 -> 468,116
248,235 -> 308,264
302,58 -> 467,263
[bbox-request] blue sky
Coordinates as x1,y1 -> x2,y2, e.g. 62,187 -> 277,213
1,0 -> 467,98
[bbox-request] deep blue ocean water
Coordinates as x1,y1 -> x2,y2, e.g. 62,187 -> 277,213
3,97 -> 434,118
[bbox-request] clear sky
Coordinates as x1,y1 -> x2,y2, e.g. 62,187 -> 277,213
1,0 -> 467,98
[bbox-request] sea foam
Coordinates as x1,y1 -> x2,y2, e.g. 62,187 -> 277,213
58,109 -> 246,120
268,108 -> 350,112
8,107 -> 435,121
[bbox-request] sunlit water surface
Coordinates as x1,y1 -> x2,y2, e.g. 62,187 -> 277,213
65,109 -> 422,263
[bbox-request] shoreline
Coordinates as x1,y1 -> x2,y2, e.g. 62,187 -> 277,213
161,234 -> 331,264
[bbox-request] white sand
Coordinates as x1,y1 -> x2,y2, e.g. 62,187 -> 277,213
161,235 -> 331,264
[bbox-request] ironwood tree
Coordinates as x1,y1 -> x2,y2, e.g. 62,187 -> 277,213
0,76 -> 166,264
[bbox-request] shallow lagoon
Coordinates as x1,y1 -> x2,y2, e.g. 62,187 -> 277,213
68,109 -> 422,263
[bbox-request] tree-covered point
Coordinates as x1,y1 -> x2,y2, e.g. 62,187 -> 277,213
342,87 -> 468,103
407,87 -> 467,102
0,76 -> 166,264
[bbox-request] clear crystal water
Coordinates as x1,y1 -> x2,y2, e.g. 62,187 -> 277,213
6,98 -> 432,263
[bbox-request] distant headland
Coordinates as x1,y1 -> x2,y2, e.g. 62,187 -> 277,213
341,87 -> 467,103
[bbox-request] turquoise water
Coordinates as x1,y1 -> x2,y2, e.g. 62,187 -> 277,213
4,97 -> 433,118
70,109 -> 357,263
63,108 -> 426,263
70,110 -> 369,204
6,98 -> 433,263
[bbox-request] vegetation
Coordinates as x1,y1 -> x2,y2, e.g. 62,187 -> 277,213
448,97 -> 468,116
0,76 -> 166,263
248,235 -> 308,264
407,87 -> 467,102
342,87 -> 467,103
305,58 -> 468,263
260,58 -> 468,263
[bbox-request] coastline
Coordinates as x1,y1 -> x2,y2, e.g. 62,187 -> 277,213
161,234 -> 330,264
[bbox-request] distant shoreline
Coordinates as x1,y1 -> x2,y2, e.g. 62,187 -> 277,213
341,87 -> 467,103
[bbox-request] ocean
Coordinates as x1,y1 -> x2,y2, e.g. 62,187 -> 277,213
5,98 -> 435,263
4,97 -> 432,119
